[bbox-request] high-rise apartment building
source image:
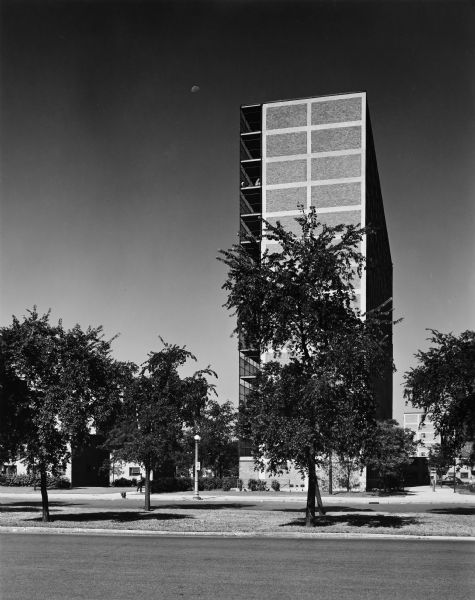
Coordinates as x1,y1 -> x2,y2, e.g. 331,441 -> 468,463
239,92 -> 393,483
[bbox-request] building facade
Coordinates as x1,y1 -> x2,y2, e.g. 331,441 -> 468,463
403,411 -> 475,483
403,412 -> 440,459
239,92 -> 393,487
3,434 -> 146,487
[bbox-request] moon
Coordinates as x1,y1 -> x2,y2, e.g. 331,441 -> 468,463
191,85 -> 200,93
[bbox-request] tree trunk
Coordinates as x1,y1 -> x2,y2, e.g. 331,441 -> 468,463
328,453 -> 333,495
346,464 -> 351,492
144,463 -> 151,511
315,475 -> 326,516
40,467 -> 50,522
306,453 -> 316,527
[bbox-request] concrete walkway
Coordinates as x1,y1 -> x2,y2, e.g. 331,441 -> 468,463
0,485 -> 473,504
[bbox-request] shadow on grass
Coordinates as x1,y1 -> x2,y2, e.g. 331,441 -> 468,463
274,506 -> 373,514
281,514 -> 419,529
151,503 -> 256,511
368,491 -> 416,497
428,507 -> 475,516
0,501 -> 85,513
26,510 -> 190,523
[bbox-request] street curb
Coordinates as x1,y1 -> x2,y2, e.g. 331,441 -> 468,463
1,526 -> 474,542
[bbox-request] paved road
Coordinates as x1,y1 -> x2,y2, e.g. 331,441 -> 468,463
1,533 -> 474,600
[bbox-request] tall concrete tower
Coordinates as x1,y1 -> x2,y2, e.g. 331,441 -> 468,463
239,92 -> 393,480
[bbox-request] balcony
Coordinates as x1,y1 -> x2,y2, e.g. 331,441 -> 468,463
240,131 -> 261,161
240,354 -> 260,379
240,186 -> 262,216
240,159 -> 261,189
240,213 -> 261,238
240,104 -> 262,134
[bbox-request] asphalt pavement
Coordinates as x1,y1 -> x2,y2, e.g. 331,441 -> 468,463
1,533 -> 474,600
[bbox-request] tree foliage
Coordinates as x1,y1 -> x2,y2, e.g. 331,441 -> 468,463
427,443 -> 454,481
0,308 -> 126,521
221,207 -> 369,356
404,330 -> 475,454
177,399 -> 238,478
0,352 -> 32,465
365,420 -> 417,490
220,209 -> 393,525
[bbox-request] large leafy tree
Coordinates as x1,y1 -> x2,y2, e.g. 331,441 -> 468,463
104,340 -> 216,511
404,330 -> 475,455
365,420 -> 417,491
0,308 -> 127,521
219,208 -> 393,526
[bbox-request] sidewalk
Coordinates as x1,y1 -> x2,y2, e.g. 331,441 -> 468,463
1,485 -> 473,504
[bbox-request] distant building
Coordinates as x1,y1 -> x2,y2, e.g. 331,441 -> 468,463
239,92 -> 393,487
403,412 -> 440,458
2,434 -> 146,488
404,411 -> 475,483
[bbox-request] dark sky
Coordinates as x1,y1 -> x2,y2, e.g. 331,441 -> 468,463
1,0 -> 474,422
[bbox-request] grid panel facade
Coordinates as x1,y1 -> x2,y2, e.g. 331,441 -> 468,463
262,93 -> 365,306
239,92 -> 393,468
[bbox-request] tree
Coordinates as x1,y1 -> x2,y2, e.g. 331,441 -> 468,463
199,400 -> 238,477
104,340 -> 216,511
0,308 -> 126,521
220,208 -> 393,525
365,420 -> 417,490
428,443 -> 453,483
177,400 -> 238,478
404,330 -> 475,456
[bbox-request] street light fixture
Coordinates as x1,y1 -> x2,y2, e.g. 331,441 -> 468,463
193,434 -> 202,500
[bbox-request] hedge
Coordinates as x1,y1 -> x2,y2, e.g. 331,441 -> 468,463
149,476 -> 243,493
151,477 -> 193,493
111,477 -> 137,487
0,473 -> 71,488
247,478 -> 268,491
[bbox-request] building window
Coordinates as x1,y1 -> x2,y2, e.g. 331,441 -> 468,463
129,467 -> 141,477
460,472 -> 468,479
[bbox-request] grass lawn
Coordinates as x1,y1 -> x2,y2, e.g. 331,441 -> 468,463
0,501 -> 473,537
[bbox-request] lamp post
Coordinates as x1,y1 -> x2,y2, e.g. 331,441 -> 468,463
193,434 -> 201,500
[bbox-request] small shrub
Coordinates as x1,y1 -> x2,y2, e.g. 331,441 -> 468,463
54,477 -> 71,489
112,477 -> 135,487
222,477 -> 239,491
270,479 -> 280,492
248,478 -> 267,491
201,477 -> 221,490
151,477 -> 193,493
